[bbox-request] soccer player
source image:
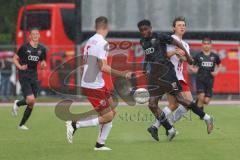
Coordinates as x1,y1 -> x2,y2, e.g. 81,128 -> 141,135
137,19 -> 214,141
150,17 -> 194,139
192,37 -> 221,111
12,28 -> 47,130
66,16 -> 133,151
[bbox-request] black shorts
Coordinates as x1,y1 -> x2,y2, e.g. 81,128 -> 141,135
196,78 -> 213,97
19,76 -> 39,98
148,66 -> 182,97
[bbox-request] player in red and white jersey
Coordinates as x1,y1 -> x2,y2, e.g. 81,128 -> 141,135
151,17 -> 195,136
66,16 -> 133,150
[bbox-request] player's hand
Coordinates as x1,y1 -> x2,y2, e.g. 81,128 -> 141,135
175,48 -> 186,57
19,64 -> 28,70
40,61 -> 47,69
125,71 -> 134,80
211,71 -> 218,77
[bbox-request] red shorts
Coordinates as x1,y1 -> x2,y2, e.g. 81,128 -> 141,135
179,80 -> 190,92
81,87 -> 111,112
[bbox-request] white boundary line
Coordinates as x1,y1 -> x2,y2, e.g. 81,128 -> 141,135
0,101 -> 240,107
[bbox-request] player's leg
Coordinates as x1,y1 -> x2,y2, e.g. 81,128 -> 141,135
67,87 -> 114,150
173,81 -> 193,122
203,79 -> 213,105
196,78 -> 206,111
152,94 -> 178,128
148,96 -> 176,141
175,93 -> 213,134
17,79 -> 38,130
18,94 -> 35,130
12,80 -> 28,116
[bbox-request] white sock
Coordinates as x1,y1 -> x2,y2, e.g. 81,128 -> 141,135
173,105 -> 188,123
203,114 -> 211,121
152,106 -> 172,128
162,106 -> 172,116
97,121 -> 113,144
76,117 -> 99,128
152,119 -> 161,128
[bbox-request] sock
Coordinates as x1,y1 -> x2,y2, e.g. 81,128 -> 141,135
188,102 -> 205,119
162,106 -> 172,116
203,114 -> 211,121
19,106 -> 33,126
152,119 -> 161,128
173,105 -> 188,122
76,117 -> 99,128
157,112 -> 172,131
97,121 -> 113,145
17,99 -> 27,107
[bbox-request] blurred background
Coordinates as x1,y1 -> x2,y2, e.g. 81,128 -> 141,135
0,0 -> 239,102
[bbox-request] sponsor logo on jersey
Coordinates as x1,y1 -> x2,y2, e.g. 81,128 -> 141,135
151,38 -> 156,45
28,55 -> 39,62
171,82 -> 179,90
210,56 -> 215,61
37,50 -> 42,56
200,57 -> 204,61
26,50 -> 31,54
201,61 -> 213,67
144,47 -> 155,55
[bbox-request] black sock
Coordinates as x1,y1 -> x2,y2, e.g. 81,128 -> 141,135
95,142 -> 104,148
71,121 -> 77,134
17,99 -> 27,107
157,112 -> 172,131
189,102 -> 205,119
19,106 -> 33,126
200,106 -> 204,112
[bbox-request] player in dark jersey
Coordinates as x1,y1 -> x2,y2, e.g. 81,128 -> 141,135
192,38 -> 221,111
137,20 -> 214,141
12,28 -> 47,130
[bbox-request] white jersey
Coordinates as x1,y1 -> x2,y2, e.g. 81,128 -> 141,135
167,35 -> 190,81
81,33 -> 108,89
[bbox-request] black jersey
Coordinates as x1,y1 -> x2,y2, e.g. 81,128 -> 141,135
194,52 -> 221,79
17,43 -> 46,77
140,32 -> 174,71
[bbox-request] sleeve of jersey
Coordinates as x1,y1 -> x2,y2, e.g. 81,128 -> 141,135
97,42 -> 108,60
215,54 -> 221,65
40,47 -> 47,61
193,54 -> 198,65
16,45 -> 25,58
158,33 -> 174,44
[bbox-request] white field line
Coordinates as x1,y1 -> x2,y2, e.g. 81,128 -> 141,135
0,100 -> 240,107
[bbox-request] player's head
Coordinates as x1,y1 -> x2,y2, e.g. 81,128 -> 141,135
172,16 -> 186,37
29,27 -> 40,43
137,19 -> 152,38
95,16 -> 109,37
202,37 -> 212,52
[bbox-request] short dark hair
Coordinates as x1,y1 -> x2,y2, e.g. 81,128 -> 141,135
29,27 -> 39,33
202,37 -> 212,44
172,16 -> 186,27
137,19 -> 151,28
95,16 -> 108,29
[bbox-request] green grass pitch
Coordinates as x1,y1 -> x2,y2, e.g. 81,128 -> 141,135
0,104 -> 240,160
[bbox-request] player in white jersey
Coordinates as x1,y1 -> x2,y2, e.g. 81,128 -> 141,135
66,16 -> 133,150
149,17 -> 196,140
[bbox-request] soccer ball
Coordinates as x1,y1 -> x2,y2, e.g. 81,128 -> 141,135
133,88 -> 150,104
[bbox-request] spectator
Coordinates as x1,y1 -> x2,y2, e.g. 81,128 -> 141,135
0,58 -> 12,102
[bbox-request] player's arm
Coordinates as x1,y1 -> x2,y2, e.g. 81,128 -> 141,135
98,59 -> 132,79
13,47 -> 27,70
211,55 -> 222,77
171,39 -> 193,64
166,50 -> 187,61
40,47 -> 47,69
